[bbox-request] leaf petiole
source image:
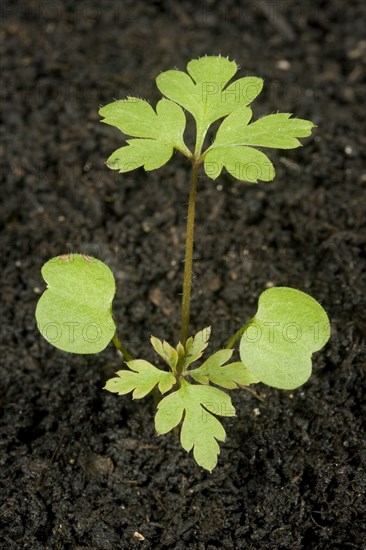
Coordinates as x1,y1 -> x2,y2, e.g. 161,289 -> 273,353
225,322 -> 251,350
112,331 -> 133,361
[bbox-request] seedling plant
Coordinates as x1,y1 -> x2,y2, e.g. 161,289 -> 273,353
36,56 -> 330,471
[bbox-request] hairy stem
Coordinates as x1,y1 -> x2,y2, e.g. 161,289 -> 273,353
112,332 -> 133,361
180,160 -> 200,345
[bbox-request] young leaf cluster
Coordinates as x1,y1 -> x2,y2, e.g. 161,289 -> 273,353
100,55 -> 315,183
103,285 -> 329,470
106,327 -> 258,471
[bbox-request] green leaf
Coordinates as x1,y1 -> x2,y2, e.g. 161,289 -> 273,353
204,107 -> 315,182
239,287 -> 331,389
212,108 -> 315,149
155,379 -> 235,471
106,139 -> 174,172
156,56 -> 263,148
99,97 -> 190,172
204,145 -> 275,182
176,341 -> 185,361
150,335 -> 178,373
183,326 -> 211,368
35,254 -> 116,354
191,350 -> 259,389
105,359 -> 176,399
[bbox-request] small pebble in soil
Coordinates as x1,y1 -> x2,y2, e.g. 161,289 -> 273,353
276,59 -> 291,70
208,276 -> 222,291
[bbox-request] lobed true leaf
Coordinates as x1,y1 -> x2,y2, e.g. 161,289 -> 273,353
105,359 -> 176,399
99,97 -> 191,172
155,379 -> 235,471
190,350 -> 259,389
204,107 -> 315,182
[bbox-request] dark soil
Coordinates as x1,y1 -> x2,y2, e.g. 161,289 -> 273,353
1,1 -> 365,548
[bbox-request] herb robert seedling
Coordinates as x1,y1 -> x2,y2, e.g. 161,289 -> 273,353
36,56 -> 330,471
